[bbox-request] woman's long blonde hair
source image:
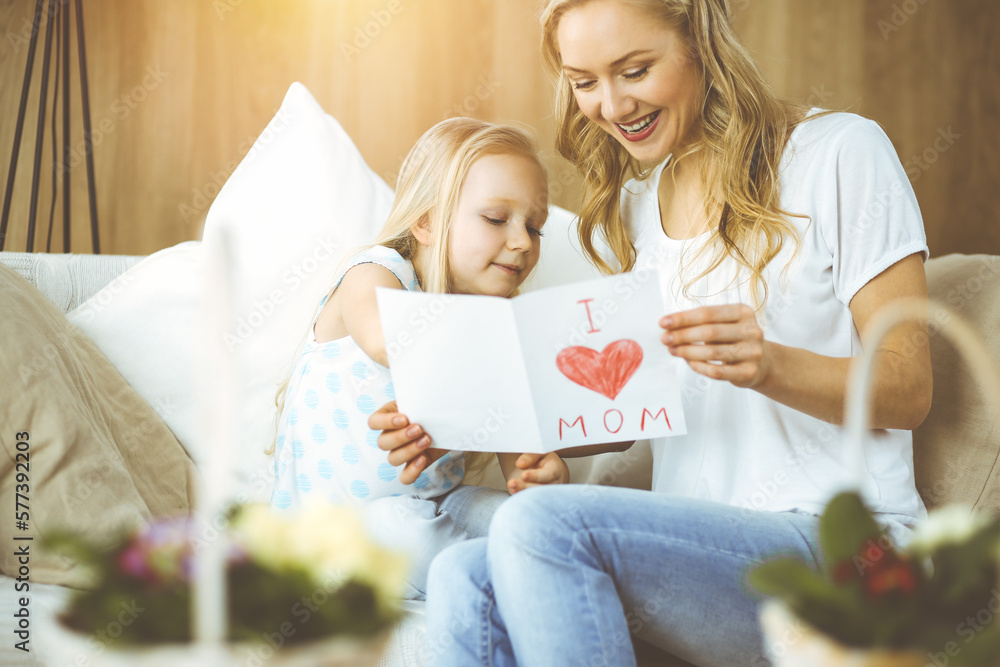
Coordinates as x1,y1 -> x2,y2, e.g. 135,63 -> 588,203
271,118 -> 546,483
541,0 -> 811,307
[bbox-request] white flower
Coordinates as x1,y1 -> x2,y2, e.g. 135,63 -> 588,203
907,504 -> 992,554
232,502 -> 409,607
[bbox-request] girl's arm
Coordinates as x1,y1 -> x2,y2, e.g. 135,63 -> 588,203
498,452 -> 570,494
661,253 -> 933,428
315,263 -> 403,366
369,404 -> 575,488
370,402 -> 447,484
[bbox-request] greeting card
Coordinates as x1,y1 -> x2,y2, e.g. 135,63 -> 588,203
376,272 -> 686,453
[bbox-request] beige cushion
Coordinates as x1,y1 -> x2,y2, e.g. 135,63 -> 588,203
0,263 -> 198,588
915,254 -> 1000,512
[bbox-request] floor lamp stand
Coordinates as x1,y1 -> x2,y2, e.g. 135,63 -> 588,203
1,0 -> 101,253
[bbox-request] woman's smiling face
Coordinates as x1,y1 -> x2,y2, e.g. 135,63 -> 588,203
557,0 -> 704,164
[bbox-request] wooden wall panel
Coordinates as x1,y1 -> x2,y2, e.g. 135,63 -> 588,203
734,0 -> 1000,257
1,0 -> 997,257
0,0 -> 518,254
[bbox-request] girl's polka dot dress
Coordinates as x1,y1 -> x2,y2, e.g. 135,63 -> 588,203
271,245 -> 465,511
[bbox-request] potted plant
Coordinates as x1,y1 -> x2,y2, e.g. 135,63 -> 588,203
750,492 -> 1000,667
44,502 -> 408,666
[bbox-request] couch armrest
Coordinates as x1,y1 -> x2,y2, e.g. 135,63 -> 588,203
915,253 -> 1000,512
0,252 -> 144,314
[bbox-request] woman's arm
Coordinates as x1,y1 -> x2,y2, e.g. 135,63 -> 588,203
661,253 -> 933,429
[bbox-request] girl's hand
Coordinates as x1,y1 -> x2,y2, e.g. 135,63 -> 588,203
660,304 -> 771,389
506,452 -> 570,494
368,401 -> 447,484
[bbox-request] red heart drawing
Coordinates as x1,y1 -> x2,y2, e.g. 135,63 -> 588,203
556,340 -> 643,400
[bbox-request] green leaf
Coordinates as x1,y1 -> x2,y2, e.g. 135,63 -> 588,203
749,558 -> 834,599
928,526 -> 1000,610
749,558 -> 876,646
948,617 -> 1000,667
42,531 -> 105,567
819,492 -> 884,574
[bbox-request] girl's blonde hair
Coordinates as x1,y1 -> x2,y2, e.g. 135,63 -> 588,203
375,117 -> 546,294
541,0 -> 812,308
271,118 -> 546,484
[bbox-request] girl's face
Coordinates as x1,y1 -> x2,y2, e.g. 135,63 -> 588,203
557,0 -> 703,164
446,153 -> 548,297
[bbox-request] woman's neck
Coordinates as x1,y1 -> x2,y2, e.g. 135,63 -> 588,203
657,150 -> 720,240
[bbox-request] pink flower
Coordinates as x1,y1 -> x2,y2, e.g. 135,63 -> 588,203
116,517 -> 194,587
115,516 -> 251,588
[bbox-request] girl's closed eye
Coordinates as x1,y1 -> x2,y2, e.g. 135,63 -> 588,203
483,215 -> 545,238
482,215 -> 545,238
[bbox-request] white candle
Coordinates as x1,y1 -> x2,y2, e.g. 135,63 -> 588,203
193,227 -> 238,648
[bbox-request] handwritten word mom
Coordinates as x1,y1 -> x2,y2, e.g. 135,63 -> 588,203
558,407 -> 672,440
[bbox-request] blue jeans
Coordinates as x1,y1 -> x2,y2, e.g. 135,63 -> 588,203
363,484 -> 509,600
425,484 -> 822,667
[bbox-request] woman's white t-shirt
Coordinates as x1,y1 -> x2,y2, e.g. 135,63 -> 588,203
621,110 -> 928,522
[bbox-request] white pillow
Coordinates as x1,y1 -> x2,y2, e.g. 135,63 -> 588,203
69,83 -> 394,503
521,204 -> 604,291
68,239 -> 204,442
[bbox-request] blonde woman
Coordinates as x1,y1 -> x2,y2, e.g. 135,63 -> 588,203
270,117 -> 569,601
372,0 -> 933,664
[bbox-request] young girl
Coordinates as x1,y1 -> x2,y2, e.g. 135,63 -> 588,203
269,117 -> 570,599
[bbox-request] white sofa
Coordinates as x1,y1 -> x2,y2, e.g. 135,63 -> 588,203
3,249 -> 999,667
